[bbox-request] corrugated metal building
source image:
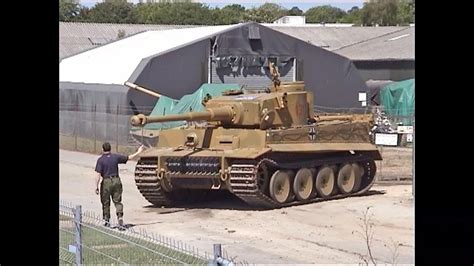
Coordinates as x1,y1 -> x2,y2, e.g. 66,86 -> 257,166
336,27 -> 414,81
60,22 -> 200,59
60,22 -> 414,82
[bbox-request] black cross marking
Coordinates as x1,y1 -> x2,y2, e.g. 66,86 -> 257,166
308,127 -> 316,141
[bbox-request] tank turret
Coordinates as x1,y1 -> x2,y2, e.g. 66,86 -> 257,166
130,64 -> 314,130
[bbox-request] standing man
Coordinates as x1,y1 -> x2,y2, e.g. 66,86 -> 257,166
95,142 -> 145,228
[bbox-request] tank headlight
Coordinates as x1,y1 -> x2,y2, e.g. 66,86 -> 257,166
185,132 -> 199,147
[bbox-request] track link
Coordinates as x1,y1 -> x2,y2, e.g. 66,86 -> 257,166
229,157 -> 376,209
134,157 -> 171,206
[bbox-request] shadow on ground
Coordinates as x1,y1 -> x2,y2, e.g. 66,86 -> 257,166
140,189 -> 386,213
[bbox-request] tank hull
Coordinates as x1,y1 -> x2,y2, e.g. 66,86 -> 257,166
134,125 -> 381,209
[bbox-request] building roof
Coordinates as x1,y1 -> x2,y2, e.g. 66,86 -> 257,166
335,27 -> 414,60
60,22 -> 414,63
60,25 -> 237,85
60,22 -> 201,59
269,25 -> 410,51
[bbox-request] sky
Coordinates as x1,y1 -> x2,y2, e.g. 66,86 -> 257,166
79,1 -> 365,11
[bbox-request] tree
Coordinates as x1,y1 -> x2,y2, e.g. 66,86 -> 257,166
305,5 -> 346,23
75,6 -> 91,22
348,6 -> 360,13
59,0 -> 81,21
135,2 -> 214,25
214,4 -> 246,24
87,0 -> 137,23
339,6 -> 362,24
245,3 -> 287,23
359,0 -> 412,26
397,0 -> 415,24
287,6 -> 303,16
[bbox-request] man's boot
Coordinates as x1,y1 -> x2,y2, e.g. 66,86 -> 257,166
103,219 -> 110,227
117,214 -> 125,231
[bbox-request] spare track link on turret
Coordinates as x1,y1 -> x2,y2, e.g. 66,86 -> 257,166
134,158 -> 171,206
229,157 -> 377,209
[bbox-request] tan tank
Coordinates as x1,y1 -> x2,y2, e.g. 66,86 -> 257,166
131,64 -> 382,208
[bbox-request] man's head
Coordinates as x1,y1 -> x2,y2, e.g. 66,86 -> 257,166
102,142 -> 111,153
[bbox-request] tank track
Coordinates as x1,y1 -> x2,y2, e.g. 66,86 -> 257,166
134,157 -> 171,206
229,156 -> 377,209
135,156 -> 377,209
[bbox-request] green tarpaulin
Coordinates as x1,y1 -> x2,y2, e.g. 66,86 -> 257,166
132,83 -> 241,131
380,79 -> 415,126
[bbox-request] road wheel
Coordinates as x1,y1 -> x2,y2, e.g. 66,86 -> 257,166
269,170 -> 293,203
337,164 -> 355,194
293,168 -> 314,201
315,166 -> 336,198
352,163 -> 364,192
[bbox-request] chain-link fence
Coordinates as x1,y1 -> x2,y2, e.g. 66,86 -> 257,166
59,201 -> 237,265
59,104 -> 155,154
371,105 -> 414,182
374,146 -> 413,182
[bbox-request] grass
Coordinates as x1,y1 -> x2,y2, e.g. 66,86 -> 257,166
59,214 -> 207,265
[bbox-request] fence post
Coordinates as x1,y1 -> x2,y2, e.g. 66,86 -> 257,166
412,117 -> 415,197
93,104 -> 97,153
208,243 -> 222,265
74,205 -> 83,265
397,146 -> 400,182
74,105 -> 78,151
379,146 -> 383,181
213,243 -> 222,261
116,105 -> 119,153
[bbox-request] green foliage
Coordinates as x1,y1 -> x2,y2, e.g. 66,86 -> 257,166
339,6 -> 362,24
397,0 -> 415,24
87,1 -> 137,23
214,4 -> 246,24
305,5 -> 346,23
360,0 -> 414,26
59,0 -> 81,21
60,1 -> 414,26
135,2 -> 214,25
245,3 -> 287,23
75,7 -> 91,22
287,6 -> 303,16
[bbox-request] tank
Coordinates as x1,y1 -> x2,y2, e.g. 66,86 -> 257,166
131,64 -> 382,209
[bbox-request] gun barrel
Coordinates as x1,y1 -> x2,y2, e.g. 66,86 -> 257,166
130,106 -> 234,126
124,82 -> 161,98
315,114 -> 373,122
